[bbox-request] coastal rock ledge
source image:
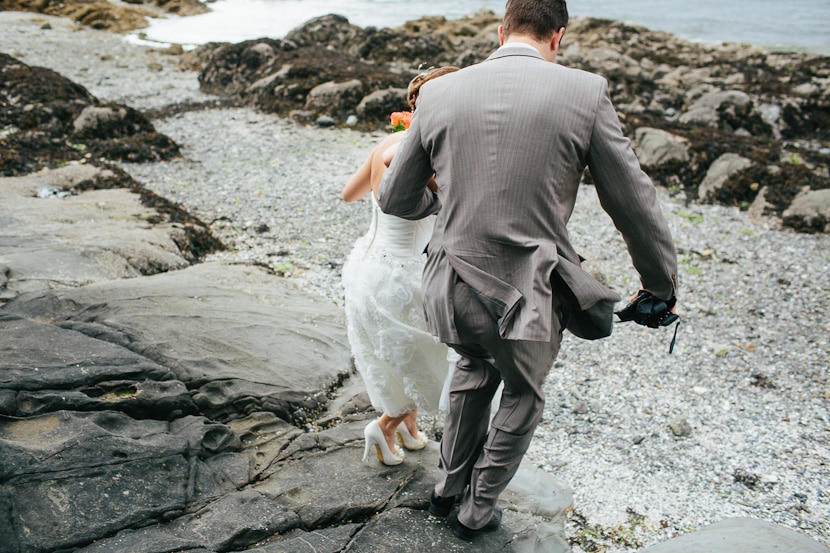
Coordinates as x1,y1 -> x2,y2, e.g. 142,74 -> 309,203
1,6 -> 829,553
2,175 -> 826,550
0,163 -> 575,552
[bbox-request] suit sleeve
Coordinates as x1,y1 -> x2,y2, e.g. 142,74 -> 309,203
377,110 -> 440,220
587,81 -> 678,300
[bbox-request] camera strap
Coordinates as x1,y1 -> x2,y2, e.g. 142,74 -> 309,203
667,319 -> 680,354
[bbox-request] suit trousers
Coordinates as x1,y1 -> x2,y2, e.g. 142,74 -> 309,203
435,280 -> 566,530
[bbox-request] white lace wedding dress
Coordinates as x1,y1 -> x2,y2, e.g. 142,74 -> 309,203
342,194 -> 455,417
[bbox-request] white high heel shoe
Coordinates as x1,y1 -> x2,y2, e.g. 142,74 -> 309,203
397,423 -> 429,451
363,420 -> 404,465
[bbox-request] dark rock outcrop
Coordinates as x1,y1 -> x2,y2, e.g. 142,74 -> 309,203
1,0 -> 209,32
191,14 -> 830,233
1,53 -> 181,177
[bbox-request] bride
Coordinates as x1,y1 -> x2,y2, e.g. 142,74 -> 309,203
341,66 -> 460,465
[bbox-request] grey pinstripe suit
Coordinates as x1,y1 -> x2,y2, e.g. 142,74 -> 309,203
378,45 -> 678,530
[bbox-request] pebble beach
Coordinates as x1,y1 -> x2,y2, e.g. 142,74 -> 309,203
3,11 -> 828,551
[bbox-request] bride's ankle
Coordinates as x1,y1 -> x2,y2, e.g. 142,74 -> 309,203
375,418 -> 398,445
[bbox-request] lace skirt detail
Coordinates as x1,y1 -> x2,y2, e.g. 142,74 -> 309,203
342,234 -> 454,417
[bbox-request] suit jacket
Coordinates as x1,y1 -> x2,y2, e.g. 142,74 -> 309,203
378,45 -> 678,343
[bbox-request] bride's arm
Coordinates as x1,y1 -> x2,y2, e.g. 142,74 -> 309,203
343,133 -> 404,202
342,152 -> 373,202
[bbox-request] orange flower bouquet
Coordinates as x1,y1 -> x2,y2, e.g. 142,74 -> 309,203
390,111 -> 412,132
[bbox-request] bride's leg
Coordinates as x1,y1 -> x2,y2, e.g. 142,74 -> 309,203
377,412 -> 409,452
402,409 -> 421,439
396,410 -> 429,450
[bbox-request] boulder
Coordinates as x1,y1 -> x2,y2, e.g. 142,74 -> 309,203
782,188 -> 830,233
356,87 -> 409,122
698,153 -> 754,201
73,105 -> 129,134
640,518 -> 830,553
2,261 -> 352,422
679,90 -> 752,127
0,165 -> 219,301
305,79 -> 365,120
746,186 -> 780,229
634,127 -> 690,167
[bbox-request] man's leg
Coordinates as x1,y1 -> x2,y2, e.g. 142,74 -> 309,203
456,336 -> 561,529
435,280 -> 566,531
434,281 -> 502,500
435,345 -> 502,499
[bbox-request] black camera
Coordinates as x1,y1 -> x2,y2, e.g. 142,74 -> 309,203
615,290 -> 678,328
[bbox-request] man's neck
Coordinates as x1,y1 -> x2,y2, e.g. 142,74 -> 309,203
503,38 -> 554,62
498,26 -> 562,62
501,41 -> 540,53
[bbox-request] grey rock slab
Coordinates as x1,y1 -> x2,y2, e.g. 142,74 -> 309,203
348,507 -> 470,552
0,312 -> 176,405
79,523 -> 361,553
227,412 -> 304,478
3,261 -> 352,421
0,411 -> 190,552
73,525 -> 212,553
0,165 -> 192,300
256,436 -> 572,551
15,378 -> 195,419
0,408 -> 295,552
256,445 -> 415,529
348,506 -> 570,553
246,523 -> 360,552
166,490 -> 302,552
639,517 -> 830,553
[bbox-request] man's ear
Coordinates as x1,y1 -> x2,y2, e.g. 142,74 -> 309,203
498,25 -> 505,46
550,27 -> 566,52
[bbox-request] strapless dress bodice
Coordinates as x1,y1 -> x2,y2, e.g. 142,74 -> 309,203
367,194 -> 435,257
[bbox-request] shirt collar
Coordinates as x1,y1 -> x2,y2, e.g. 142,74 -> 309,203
498,42 -> 541,54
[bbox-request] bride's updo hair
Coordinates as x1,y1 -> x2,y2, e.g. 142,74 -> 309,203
407,66 -> 460,110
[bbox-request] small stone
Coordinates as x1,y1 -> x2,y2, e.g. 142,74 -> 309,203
316,115 -> 336,127
669,418 -> 692,437
572,401 -> 589,414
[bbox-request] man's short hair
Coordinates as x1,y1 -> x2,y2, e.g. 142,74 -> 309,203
503,0 -> 569,41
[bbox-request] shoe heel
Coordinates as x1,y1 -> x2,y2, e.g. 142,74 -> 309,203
396,423 -> 428,451
362,438 -> 371,462
363,420 -> 404,466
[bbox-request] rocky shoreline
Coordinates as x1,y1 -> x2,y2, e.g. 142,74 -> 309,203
1,8 -> 829,553
187,12 -> 830,234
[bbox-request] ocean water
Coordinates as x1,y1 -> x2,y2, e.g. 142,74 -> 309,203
137,0 -> 830,55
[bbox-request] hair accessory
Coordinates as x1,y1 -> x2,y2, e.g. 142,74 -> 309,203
416,63 -> 435,77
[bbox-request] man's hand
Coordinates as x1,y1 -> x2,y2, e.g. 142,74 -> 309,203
615,290 -> 678,328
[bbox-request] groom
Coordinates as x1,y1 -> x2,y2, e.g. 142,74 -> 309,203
378,0 -> 678,540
